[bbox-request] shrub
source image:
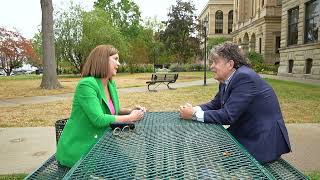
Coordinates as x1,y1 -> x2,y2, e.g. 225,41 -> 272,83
118,64 -> 154,73
189,64 -> 204,71
246,52 -> 263,65
169,63 -> 186,72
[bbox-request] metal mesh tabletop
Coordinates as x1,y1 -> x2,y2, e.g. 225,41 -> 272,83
64,112 -> 274,179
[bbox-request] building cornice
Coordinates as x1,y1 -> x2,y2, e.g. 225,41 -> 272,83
198,0 -> 234,18
233,16 -> 281,34
279,42 -> 320,52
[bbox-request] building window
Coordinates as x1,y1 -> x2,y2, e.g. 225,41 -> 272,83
228,11 -> 233,34
275,36 -> 281,53
305,0 -> 319,43
288,7 -> 299,46
215,11 -> 223,34
259,38 -> 262,54
305,59 -> 313,74
288,60 -> 294,73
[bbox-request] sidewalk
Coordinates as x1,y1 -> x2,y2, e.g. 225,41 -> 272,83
0,75 -> 319,175
0,79 -> 218,107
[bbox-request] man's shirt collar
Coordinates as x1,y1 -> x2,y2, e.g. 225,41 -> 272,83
224,69 -> 236,86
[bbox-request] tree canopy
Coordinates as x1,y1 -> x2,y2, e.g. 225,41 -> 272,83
0,27 -> 39,76
161,0 -> 200,64
31,0 -> 203,74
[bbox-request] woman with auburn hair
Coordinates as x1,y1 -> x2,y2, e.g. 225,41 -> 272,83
56,45 -> 146,167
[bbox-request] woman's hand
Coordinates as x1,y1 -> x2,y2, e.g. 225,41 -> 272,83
128,109 -> 144,122
131,105 -> 147,112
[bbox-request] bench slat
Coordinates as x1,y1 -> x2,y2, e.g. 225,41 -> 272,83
263,158 -> 308,180
146,73 -> 179,91
25,154 -> 70,180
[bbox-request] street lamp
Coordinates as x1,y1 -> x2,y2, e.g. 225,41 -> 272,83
153,47 -> 156,73
203,18 -> 208,86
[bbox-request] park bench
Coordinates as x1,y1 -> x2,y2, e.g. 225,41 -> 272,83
146,73 -> 178,91
263,158 -> 308,179
25,117 -> 308,179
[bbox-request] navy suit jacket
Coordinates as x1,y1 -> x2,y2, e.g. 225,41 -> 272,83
200,66 -> 291,163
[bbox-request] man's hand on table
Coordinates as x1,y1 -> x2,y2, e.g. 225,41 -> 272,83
179,103 -> 194,120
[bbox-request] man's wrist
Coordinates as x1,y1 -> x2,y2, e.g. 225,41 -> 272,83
192,106 -> 204,122
191,113 -> 197,121
191,107 -> 197,120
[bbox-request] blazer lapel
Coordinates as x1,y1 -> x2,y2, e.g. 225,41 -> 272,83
108,80 -> 120,115
96,78 -> 109,111
223,68 -> 240,101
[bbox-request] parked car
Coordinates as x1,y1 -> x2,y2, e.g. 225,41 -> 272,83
35,68 -> 43,75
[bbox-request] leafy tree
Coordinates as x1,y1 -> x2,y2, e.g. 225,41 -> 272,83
161,0 -> 199,63
54,5 -> 129,73
142,18 -> 168,66
126,38 -> 149,73
0,27 -> 39,76
30,31 -> 43,68
40,0 -> 61,89
94,0 -> 141,39
207,37 -> 228,51
54,4 -> 84,72
81,8 -> 128,64
143,16 -> 165,33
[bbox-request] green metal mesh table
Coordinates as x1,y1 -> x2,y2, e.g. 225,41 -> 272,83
63,112 -> 276,179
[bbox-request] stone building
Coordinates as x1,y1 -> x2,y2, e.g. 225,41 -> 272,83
232,0 -> 282,64
198,0 -> 234,39
277,0 -> 320,79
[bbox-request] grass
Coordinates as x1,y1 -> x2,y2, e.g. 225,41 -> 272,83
0,174 -> 27,180
265,78 -> 320,123
0,72 -> 213,99
0,85 -> 217,127
305,171 -> 320,180
1,77 -> 319,127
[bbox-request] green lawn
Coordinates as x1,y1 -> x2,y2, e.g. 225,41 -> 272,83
0,174 -> 27,180
0,72 -> 213,99
265,78 -> 320,123
1,77 -> 319,127
306,171 -> 320,180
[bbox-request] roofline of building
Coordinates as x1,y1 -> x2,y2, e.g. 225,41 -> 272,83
198,0 -> 234,18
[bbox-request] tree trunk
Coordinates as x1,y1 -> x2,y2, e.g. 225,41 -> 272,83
40,0 -> 62,89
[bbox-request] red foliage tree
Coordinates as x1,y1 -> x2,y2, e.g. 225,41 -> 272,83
0,27 -> 40,76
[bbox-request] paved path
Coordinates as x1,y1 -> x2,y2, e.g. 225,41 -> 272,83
0,74 -> 319,175
0,79 -> 218,107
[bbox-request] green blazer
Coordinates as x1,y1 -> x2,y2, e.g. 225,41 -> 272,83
56,77 -> 120,167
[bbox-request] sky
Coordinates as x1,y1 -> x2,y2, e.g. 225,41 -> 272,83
0,0 -> 208,39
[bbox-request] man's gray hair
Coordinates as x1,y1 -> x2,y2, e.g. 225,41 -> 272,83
209,42 -> 251,69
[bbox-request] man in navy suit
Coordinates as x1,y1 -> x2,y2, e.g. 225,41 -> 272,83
179,42 -> 291,164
